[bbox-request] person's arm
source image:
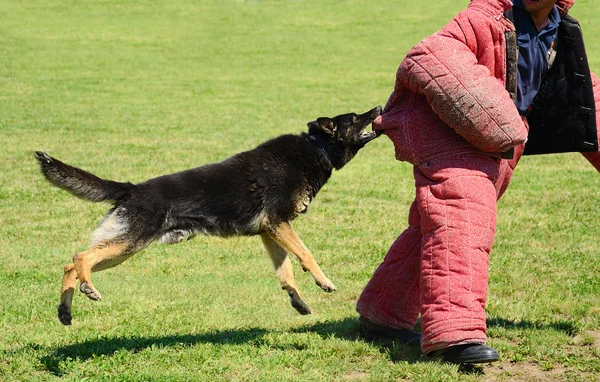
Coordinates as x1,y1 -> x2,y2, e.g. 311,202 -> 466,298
581,72 -> 600,171
398,36 -> 527,153
396,15 -> 527,154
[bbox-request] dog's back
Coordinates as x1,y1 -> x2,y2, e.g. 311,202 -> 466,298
35,106 -> 382,325
35,134 -> 334,242
124,134 -> 334,240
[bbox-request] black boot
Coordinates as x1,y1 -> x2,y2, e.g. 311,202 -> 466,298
427,344 -> 499,364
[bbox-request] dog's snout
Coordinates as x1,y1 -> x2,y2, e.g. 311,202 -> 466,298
371,106 -> 382,118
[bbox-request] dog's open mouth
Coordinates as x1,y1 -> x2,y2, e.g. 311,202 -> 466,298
360,106 -> 382,141
360,130 -> 378,140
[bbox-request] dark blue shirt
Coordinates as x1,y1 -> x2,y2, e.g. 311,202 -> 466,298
510,0 -> 560,114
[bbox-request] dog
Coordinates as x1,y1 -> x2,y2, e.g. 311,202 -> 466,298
35,106 -> 382,325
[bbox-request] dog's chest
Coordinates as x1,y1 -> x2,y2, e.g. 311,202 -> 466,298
293,188 -> 313,216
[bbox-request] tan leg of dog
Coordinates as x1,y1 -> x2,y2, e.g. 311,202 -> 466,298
266,222 -> 336,293
58,263 -> 78,325
72,242 -> 132,302
260,233 -> 311,315
57,242 -> 139,325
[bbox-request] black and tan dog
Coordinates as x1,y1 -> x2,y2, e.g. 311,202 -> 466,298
35,106 -> 382,325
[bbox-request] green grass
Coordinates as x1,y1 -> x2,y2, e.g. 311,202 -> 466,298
1,0 -> 600,380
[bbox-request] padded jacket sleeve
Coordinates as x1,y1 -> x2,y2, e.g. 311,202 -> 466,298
397,32 -> 528,153
581,71 -> 600,171
593,72 -> 600,137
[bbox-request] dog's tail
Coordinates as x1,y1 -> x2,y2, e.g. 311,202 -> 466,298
34,151 -> 135,203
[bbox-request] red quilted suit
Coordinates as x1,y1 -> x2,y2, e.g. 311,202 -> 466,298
357,0 -> 600,355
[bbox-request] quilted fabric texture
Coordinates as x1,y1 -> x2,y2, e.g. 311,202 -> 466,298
372,0 -> 575,165
357,151 -> 523,354
357,0 -> 598,355
581,73 -> 600,169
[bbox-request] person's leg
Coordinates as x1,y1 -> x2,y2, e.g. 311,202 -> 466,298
356,148 -> 522,352
356,201 -> 422,332
415,154 -> 501,355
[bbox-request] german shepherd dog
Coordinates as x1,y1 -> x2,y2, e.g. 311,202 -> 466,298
35,106 -> 382,325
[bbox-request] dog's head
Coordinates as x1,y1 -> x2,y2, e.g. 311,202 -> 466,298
307,106 -> 382,169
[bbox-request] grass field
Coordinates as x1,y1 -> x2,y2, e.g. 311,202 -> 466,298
1,0 -> 600,380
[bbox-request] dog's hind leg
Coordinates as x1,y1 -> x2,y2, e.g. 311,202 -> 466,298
265,222 -> 337,293
58,263 -> 78,325
72,242 -> 134,302
260,233 -> 311,315
56,241 -> 138,325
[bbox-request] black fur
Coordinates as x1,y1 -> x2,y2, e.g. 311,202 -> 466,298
34,152 -> 134,203
36,106 -> 382,318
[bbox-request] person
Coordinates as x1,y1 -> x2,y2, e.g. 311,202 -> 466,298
356,0 -> 600,365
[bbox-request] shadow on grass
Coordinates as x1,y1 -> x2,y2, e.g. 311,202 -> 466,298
291,315 -> 579,370
40,328 -> 268,377
487,317 -> 578,336
292,317 -> 425,364
39,315 -> 578,376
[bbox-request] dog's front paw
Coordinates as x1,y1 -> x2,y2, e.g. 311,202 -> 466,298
79,281 -> 102,301
316,279 -> 336,293
57,304 -> 72,325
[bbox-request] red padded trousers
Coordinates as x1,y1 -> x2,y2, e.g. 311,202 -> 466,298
356,150 -> 521,354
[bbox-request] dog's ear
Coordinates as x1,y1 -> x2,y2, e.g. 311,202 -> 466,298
307,118 -> 336,136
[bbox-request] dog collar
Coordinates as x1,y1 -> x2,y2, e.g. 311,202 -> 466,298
307,135 -> 330,160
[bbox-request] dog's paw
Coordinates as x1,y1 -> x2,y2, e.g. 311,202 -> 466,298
57,304 -> 72,325
289,292 -> 311,315
316,279 -> 336,293
79,282 -> 102,301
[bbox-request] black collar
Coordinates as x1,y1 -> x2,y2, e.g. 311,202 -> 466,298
307,134 -> 331,164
